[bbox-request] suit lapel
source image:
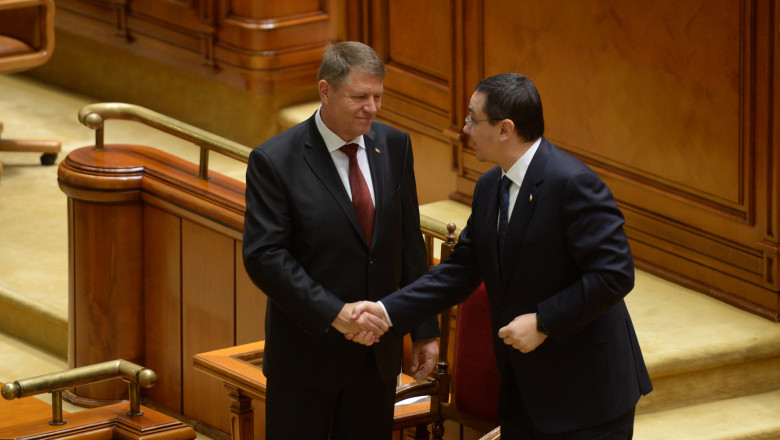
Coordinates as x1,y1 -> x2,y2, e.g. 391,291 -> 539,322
500,139 -> 550,287
363,134 -> 384,249
301,119 -> 366,244
480,167 -> 503,285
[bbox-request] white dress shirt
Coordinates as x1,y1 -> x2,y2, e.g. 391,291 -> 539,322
315,107 -> 376,205
500,137 -> 542,223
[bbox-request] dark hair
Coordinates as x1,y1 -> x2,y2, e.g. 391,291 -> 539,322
318,41 -> 386,90
475,73 -> 544,142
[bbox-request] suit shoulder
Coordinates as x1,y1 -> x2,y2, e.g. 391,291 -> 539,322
251,117 -> 314,159
544,140 -> 600,180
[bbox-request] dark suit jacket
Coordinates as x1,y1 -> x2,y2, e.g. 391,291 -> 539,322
242,114 -> 439,389
382,138 -> 652,433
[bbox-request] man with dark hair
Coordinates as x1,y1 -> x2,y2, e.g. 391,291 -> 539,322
353,73 -> 652,439
242,41 -> 439,440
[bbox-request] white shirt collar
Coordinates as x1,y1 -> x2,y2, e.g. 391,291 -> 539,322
315,107 -> 365,153
502,137 -> 542,187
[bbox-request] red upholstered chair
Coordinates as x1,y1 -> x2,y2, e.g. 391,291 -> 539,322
0,0 -> 61,175
449,283 -> 500,428
396,224 -> 500,440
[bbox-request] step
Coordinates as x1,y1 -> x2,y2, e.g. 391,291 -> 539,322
634,390 -> 780,440
627,273 -> 780,415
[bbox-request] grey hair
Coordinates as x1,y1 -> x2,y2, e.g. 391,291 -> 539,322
318,41 -> 385,90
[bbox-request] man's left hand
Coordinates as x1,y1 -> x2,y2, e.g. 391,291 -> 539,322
410,338 -> 439,380
497,313 -> 547,353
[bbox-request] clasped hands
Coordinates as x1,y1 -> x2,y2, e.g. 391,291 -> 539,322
331,301 -> 388,346
332,301 -> 439,380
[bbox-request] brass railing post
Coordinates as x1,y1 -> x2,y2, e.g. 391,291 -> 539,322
50,389 -> 66,426
127,381 -> 144,416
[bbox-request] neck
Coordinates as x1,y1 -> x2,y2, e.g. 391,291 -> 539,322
498,139 -> 534,172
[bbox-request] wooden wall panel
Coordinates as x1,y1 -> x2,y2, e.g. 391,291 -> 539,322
71,201 -> 145,401
353,0 -> 779,320
363,0 -> 455,138
144,205 -> 183,413
483,0 -> 742,206
182,219 -> 235,434
60,144 -> 248,435
54,0 -> 336,93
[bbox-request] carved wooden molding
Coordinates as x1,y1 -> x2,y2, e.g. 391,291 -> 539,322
54,0 -> 336,93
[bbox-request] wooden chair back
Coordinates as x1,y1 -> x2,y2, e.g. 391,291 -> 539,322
0,0 -> 55,74
397,223 -> 501,440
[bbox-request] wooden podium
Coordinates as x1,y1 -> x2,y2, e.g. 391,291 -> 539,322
193,342 -> 432,440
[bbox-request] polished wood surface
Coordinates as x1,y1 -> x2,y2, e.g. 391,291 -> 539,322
193,342 -> 431,440
0,392 -> 194,440
52,0 -> 335,93
0,383 -> 65,431
59,144 -> 266,435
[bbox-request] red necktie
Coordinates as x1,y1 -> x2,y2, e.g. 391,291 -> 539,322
341,144 -> 375,244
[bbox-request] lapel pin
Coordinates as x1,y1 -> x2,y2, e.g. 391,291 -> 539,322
375,147 -> 381,154
529,194 -> 534,202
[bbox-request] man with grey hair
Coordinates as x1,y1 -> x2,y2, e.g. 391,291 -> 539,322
242,41 -> 439,439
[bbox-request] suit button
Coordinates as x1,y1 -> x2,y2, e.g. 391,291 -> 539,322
368,257 -> 375,264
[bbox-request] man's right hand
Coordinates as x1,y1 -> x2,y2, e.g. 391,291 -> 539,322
332,301 -> 389,345
345,301 -> 389,346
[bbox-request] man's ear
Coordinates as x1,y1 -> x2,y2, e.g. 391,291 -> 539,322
318,79 -> 330,104
498,119 -> 515,141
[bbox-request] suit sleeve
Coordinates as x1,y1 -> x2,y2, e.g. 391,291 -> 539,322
384,178 -> 487,337
536,171 -> 635,340
398,134 -> 441,340
242,148 -> 344,341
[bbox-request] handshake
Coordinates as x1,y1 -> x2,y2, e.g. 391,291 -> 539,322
332,301 -> 391,346
332,301 -> 441,380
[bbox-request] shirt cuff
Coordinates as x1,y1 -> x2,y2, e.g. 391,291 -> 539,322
377,301 -> 394,327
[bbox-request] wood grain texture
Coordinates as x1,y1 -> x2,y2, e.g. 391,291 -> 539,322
362,0 -> 779,319
52,0 -> 336,93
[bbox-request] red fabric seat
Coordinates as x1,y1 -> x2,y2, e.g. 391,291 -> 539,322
452,283 -> 500,424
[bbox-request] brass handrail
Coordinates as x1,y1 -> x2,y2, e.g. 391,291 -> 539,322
77,102 -> 253,179
1,359 -> 156,426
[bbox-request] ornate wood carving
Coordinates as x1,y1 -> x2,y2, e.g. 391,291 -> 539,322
54,0 -> 336,93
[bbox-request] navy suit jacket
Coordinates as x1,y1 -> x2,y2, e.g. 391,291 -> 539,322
242,114 -> 439,388
382,138 -> 652,433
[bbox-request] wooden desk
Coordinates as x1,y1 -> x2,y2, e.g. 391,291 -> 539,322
193,342 -> 431,440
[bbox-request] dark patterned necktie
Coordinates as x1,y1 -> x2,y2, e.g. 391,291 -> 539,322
497,176 -> 512,255
341,143 -> 374,244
